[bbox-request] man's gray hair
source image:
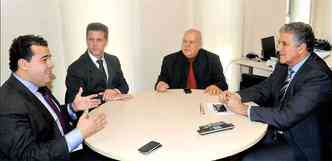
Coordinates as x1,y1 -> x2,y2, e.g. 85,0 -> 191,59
279,22 -> 315,52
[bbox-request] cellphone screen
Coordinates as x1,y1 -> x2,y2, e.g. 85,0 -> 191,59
213,104 -> 227,112
138,141 -> 162,154
184,88 -> 192,94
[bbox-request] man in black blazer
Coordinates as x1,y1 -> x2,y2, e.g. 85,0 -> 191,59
65,22 -> 129,104
0,35 -> 108,161
222,22 -> 332,161
155,29 -> 228,95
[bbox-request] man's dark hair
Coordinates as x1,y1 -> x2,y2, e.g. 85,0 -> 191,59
9,35 -> 48,72
279,22 -> 315,52
86,22 -> 109,39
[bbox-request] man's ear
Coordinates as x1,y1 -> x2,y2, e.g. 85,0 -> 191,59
17,59 -> 29,70
297,43 -> 307,54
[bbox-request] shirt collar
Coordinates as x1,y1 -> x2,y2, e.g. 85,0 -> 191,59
181,49 -> 202,63
88,50 -> 105,62
13,73 -> 39,94
289,54 -> 310,74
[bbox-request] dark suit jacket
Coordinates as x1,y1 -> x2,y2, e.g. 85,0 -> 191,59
65,51 -> 129,103
239,53 -> 332,161
0,75 -> 71,161
156,49 -> 228,90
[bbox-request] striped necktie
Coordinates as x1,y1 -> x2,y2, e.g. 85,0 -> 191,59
38,87 -> 69,134
279,69 -> 295,101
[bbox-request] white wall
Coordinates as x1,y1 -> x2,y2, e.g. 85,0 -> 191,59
0,0 -> 66,101
243,0 -> 287,55
312,0 -> 332,42
135,0 -> 194,91
242,0 -> 287,76
289,0 -> 312,23
193,0 -> 244,90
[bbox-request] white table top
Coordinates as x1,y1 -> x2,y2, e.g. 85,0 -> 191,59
85,89 -> 267,161
234,58 -> 274,71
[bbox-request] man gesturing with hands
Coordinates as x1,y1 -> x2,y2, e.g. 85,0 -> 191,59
0,35 -> 108,161
221,22 -> 332,161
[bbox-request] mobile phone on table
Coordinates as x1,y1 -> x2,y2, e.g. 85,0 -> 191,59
94,94 -> 103,100
198,121 -> 234,135
138,141 -> 162,154
213,104 -> 227,112
184,88 -> 192,94
94,94 -> 105,104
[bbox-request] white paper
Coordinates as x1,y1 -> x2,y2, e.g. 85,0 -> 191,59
206,103 -> 234,115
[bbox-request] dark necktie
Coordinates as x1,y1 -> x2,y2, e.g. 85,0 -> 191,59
38,87 -> 68,134
96,59 -> 107,81
186,62 -> 197,89
279,69 -> 295,101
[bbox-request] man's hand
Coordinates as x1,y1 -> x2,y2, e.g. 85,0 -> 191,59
156,81 -> 169,92
204,85 -> 222,95
72,88 -> 101,112
224,92 -> 248,116
103,89 -> 121,101
76,111 -> 107,139
219,90 -> 233,103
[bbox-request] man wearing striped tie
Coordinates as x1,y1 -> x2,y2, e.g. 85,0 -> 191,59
221,22 -> 332,161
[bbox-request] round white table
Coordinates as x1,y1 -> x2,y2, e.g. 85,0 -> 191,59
85,89 -> 267,161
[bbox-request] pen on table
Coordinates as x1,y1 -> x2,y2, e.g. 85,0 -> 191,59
200,103 -> 205,115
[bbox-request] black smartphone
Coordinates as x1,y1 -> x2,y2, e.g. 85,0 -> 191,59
94,94 -> 105,104
184,88 -> 192,94
198,121 -> 234,135
94,94 -> 103,100
213,104 -> 227,112
138,141 -> 162,154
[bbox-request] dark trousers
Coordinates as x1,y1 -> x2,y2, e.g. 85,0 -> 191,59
241,131 -> 294,161
70,143 -> 118,161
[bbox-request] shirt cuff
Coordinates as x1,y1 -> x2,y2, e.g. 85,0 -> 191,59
114,88 -> 121,94
67,104 -> 77,120
65,128 -> 83,152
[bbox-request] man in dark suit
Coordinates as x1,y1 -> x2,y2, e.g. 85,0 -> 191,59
155,29 -> 228,95
65,22 -> 129,104
0,35 -> 109,161
222,22 -> 332,161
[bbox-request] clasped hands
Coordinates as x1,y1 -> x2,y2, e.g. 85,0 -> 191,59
219,91 -> 248,116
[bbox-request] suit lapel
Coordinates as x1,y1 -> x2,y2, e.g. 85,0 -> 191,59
281,54 -> 314,103
8,75 -> 57,132
105,54 -> 114,88
82,52 -> 108,86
